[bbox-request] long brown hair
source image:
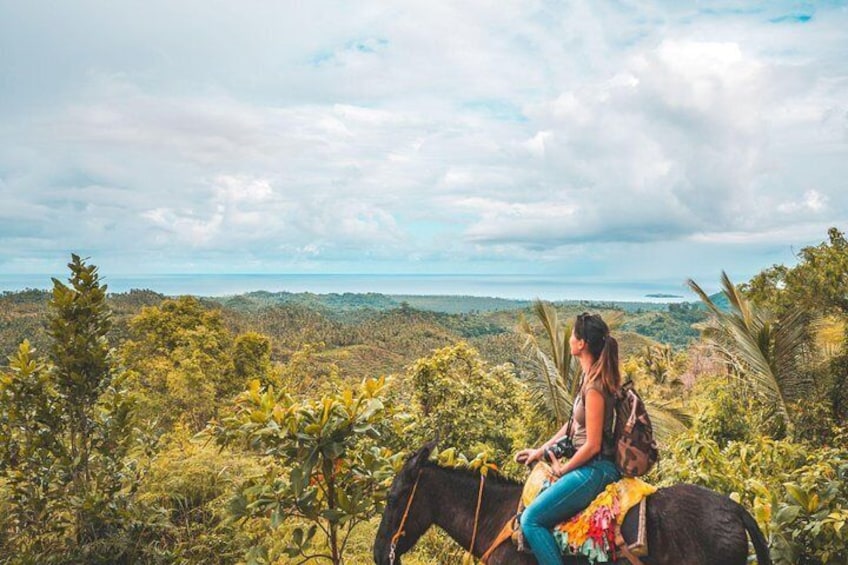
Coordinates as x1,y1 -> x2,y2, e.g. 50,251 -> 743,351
574,312 -> 621,395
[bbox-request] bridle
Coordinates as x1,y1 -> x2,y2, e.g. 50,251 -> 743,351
387,469 -> 487,565
388,469 -> 422,565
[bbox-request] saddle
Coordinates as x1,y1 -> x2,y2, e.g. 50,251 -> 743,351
482,463 -> 654,564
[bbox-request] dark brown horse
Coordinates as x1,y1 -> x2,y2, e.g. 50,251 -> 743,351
374,442 -> 772,565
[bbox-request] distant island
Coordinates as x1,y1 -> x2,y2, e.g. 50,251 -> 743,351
645,293 -> 684,298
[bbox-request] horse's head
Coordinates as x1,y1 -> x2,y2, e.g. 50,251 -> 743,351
373,439 -> 437,565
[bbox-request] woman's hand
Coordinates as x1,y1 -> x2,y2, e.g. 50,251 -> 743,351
514,447 -> 544,466
546,449 -> 567,477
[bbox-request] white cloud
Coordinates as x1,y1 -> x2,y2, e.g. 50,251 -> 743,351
523,130 -> 553,158
687,220 -> 838,245
777,189 -> 828,214
215,175 -> 272,200
0,0 -> 846,281
142,205 -> 225,246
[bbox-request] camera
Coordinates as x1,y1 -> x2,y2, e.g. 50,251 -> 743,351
545,436 -> 576,460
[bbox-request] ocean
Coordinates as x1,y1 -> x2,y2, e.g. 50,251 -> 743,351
0,273 -> 696,303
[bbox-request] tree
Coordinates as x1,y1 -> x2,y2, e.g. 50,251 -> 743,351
745,227 -> 848,316
232,331 -> 274,385
121,296 -> 235,431
211,376 -> 398,565
0,341 -> 64,555
405,342 -> 538,476
48,255 -> 135,551
0,255 -> 136,561
743,227 -> 848,430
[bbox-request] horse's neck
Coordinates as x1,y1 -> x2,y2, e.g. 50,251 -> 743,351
424,466 -> 522,557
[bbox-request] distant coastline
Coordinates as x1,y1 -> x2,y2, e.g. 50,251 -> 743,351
0,273 -> 695,304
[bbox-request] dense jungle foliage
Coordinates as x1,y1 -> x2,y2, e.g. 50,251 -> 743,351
0,228 -> 846,564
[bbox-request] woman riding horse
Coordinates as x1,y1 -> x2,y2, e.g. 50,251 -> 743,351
514,312 -> 621,565
373,311 -> 773,564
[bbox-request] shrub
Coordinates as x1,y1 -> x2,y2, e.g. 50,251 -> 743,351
659,432 -> 848,564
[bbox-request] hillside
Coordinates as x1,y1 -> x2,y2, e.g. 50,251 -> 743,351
0,288 -> 706,380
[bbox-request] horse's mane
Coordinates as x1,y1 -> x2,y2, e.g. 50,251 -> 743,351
422,460 -> 522,487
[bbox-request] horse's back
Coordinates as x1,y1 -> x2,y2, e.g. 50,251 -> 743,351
492,483 -> 760,565
646,484 -> 751,565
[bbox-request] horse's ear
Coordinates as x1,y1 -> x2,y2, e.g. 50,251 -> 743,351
406,438 -> 438,472
422,436 -> 438,458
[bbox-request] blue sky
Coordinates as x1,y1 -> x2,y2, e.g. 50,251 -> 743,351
0,1 -> 846,292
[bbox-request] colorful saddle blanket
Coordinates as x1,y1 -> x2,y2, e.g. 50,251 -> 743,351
521,463 -> 656,563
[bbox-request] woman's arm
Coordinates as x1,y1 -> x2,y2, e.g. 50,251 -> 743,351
547,388 -> 604,476
514,418 -> 572,464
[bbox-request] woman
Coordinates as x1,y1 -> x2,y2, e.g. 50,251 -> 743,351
513,312 -> 622,565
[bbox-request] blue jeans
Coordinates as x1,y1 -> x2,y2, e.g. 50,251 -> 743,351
520,458 -> 621,565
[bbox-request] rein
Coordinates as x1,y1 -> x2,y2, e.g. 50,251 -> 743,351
468,473 -> 486,556
389,469 -> 422,565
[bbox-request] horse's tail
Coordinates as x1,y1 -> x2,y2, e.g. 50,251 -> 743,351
738,504 -> 772,565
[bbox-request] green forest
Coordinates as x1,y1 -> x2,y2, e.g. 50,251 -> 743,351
1,228 -> 846,564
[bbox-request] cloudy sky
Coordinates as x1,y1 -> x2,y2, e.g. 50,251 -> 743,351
1,1 -> 846,292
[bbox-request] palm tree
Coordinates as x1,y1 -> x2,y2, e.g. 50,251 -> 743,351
643,344 -> 678,386
687,271 -> 813,431
516,300 -> 580,428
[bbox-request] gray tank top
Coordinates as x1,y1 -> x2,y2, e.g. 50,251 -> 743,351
571,378 -> 616,460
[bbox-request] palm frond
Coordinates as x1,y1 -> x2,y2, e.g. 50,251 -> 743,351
604,311 -> 626,332
532,300 -> 576,386
644,400 -> 690,444
518,305 -> 568,426
773,306 -> 814,401
517,300 -> 580,427
533,300 -> 562,364
522,347 -> 571,426
688,273 -> 819,433
686,278 -> 724,318
721,270 -> 754,329
810,314 -> 845,361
